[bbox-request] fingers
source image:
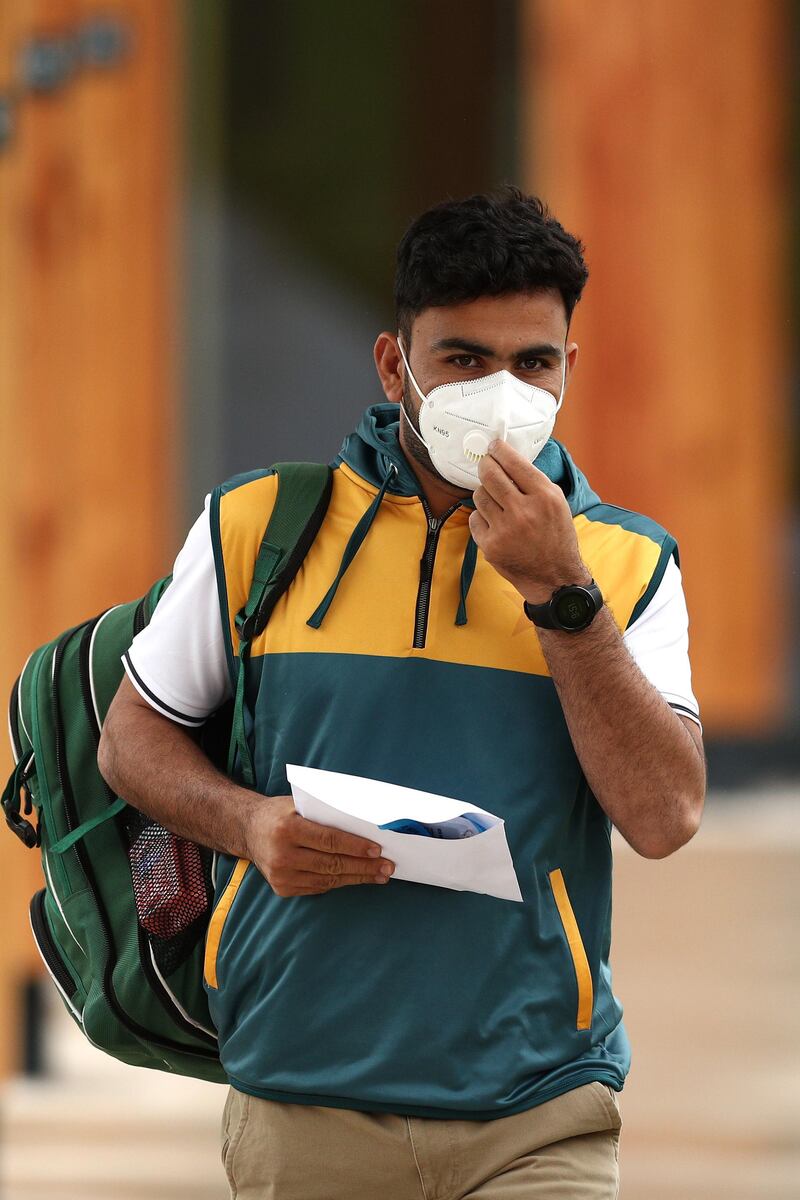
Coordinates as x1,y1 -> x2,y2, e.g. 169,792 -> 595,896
480,440 -> 543,497
266,850 -> 394,896
278,870 -> 392,896
290,846 -> 394,878
293,814 -> 383,860
262,811 -> 396,897
477,454 -> 522,505
472,484 -> 503,524
468,509 -> 489,542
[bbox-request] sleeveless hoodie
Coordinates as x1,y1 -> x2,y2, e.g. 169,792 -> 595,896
202,403 -> 677,1119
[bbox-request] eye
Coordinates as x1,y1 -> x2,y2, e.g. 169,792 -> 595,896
518,357 -> 547,371
447,355 -> 480,369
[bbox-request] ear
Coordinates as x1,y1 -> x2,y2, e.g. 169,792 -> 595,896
373,333 -> 404,404
565,342 -> 579,388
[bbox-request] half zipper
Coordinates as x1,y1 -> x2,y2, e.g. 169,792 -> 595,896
412,499 -> 461,649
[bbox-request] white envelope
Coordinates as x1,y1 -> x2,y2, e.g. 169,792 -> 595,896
287,764 -> 523,903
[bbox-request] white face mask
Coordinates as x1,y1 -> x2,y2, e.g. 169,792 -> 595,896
397,337 -> 567,490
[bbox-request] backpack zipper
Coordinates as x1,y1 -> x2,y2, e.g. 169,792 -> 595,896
30,887 -> 79,1004
8,676 -> 23,763
52,628 -> 88,842
75,617 -> 219,1051
412,499 -> 461,649
4,674 -> 39,843
78,615 -> 107,745
132,596 -> 147,637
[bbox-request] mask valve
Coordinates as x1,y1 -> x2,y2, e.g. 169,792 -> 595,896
463,430 -> 490,464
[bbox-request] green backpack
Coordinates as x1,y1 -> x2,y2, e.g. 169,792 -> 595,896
2,463 -> 332,1081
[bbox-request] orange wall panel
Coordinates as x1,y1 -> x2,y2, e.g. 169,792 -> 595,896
523,0 -> 791,734
0,0 -> 182,1076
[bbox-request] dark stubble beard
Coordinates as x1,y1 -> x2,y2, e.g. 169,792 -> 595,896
399,380 -> 474,501
399,380 -> 439,478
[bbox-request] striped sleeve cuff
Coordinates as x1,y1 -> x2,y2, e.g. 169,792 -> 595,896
668,701 -> 702,731
122,652 -> 208,728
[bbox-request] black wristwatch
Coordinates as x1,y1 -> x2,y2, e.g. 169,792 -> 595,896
523,579 -> 603,633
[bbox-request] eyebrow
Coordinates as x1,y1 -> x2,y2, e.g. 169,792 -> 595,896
430,337 -> 563,360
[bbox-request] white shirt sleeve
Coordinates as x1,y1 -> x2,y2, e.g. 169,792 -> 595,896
622,556 -> 701,729
122,496 -> 232,726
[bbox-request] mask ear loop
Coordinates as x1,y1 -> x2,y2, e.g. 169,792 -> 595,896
396,336 -> 428,405
554,351 -> 568,413
396,336 -> 433,453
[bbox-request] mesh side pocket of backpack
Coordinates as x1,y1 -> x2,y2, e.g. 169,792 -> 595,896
125,809 -> 214,976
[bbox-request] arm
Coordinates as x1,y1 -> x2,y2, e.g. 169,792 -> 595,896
536,612 -> 705,857
470,439 -> 705,859
98,675 -> 394,894
101,501 -> 393,894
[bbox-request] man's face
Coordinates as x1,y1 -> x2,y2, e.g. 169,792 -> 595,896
383,290 -> 576,496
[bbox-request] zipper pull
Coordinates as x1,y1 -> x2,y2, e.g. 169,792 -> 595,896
428,516 -> 440,533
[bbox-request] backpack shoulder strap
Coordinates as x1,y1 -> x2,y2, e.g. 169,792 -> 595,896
235,462 -> 333,643
229,462 -> 333,785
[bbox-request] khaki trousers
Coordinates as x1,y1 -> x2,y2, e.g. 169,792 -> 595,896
220,1082 -> 621,1199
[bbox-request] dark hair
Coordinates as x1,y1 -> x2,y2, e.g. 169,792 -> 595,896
394,187 -> 588,338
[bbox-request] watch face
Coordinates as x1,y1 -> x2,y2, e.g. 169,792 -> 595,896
554,588 -> 594,630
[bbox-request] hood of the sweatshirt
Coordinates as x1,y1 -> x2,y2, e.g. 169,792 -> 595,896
335,403 -> 601,517
307,403 -> 601,633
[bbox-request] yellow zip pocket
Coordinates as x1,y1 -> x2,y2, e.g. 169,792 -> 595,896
548,868 -> 594,1031
204,859 -> 250,989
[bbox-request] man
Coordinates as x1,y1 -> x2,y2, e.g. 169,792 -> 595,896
99,188 -> 705,1199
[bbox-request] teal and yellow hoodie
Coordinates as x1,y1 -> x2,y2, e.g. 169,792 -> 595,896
203,403 -> 677,1119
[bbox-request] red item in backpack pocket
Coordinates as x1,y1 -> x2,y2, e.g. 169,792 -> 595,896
130,827 -> 208,940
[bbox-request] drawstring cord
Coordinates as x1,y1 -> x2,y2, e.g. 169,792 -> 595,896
307,462 -> 398,629
455,535 -> 478,627
307,459 -> 478,631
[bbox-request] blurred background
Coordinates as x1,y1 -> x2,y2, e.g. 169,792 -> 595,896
0,1 -> 798,1197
